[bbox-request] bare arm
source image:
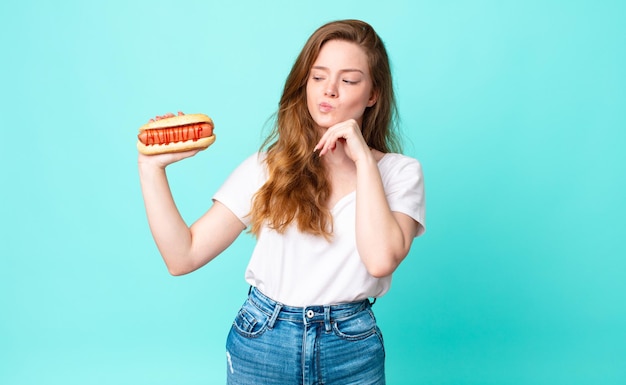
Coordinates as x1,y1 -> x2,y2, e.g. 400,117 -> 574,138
315,119 -> 419,277
353,155 -> 418,277
138,112 -> 245,275
138,155 -> 245,275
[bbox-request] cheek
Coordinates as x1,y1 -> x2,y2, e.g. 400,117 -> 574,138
347,94 -> 372,114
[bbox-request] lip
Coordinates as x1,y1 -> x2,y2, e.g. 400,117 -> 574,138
319,102 -> 334,113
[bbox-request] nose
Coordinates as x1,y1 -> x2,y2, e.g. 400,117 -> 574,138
324,83 -> 338,97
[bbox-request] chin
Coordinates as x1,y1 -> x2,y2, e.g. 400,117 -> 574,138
312,120 -> 331,130
313,117 -> 340,129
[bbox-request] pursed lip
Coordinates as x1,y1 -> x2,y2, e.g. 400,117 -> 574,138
319,102 -> 334,112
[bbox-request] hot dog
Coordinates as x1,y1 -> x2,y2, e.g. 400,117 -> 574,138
137,113 -> 216,155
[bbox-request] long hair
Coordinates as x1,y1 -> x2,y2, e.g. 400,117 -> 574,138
249,19 -> 400,238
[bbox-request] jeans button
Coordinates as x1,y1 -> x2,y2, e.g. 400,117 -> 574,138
306,309 -> 315,318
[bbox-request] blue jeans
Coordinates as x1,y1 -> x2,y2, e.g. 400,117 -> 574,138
225,287 -> 386,384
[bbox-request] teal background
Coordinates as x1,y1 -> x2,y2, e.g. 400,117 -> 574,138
1,0 -> 625,384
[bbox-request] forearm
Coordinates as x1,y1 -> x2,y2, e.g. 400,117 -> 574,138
355,156 -> 411,278
139,163 -> 194,273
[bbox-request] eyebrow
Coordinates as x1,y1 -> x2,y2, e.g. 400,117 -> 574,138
311,66 -> 365,74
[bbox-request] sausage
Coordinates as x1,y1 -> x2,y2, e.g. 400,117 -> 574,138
137,123 -> 213,145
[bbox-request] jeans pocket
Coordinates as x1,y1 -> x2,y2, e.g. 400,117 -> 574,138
232,299 -> 271,338
332,308 -> 379,341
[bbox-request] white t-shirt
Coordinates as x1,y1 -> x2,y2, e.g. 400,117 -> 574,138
213,152 -> 426,306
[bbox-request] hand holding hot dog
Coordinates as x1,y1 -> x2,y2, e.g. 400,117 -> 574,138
137,111 -> 215,168
137,111 -> 216,155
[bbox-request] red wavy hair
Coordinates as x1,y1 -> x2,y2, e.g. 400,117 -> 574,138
249,19 -> 401,238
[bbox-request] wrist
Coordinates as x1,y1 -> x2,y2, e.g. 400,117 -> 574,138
138,157 -> 168,175
354,148 -> 377,169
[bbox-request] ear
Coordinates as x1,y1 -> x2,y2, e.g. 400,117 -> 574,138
367,90 -> 378,107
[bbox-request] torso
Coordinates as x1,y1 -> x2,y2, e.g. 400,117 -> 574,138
212,150 -> 425,306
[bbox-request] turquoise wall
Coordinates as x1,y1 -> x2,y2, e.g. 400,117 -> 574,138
1,1 -> 624,384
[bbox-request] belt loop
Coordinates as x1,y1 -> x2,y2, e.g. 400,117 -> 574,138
369,297 -> 377,306
267,302 -> 283,329
323,306 -> 331,332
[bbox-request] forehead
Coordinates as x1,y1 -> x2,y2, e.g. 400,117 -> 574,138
312,40 -> 369,72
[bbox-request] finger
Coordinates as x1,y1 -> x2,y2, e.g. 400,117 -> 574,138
314,120 -> 353,155
314,134 -> 329,154
155,112 -> 175,121
313,134 -> 328,153
318,137 -> 338,156
313,138 -> 324,153
318,130 -> 344,156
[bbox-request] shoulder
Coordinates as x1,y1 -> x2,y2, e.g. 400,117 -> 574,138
377,153 -> 426,235
241,151 -> 267,165
218,152 -> 268,190
377,153 -> 423,176
213,152 -> 269,223
235,151 -> 268,174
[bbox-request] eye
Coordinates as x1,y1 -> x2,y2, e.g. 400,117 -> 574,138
311,75 -> 325,81
342,79 -> 359,85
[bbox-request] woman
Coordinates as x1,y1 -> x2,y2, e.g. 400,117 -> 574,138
139,19 -> 425,384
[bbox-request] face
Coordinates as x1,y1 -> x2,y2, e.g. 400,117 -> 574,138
306,40 -> 377,130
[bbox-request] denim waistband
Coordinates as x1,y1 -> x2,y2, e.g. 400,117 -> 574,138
247,287 -> 371,330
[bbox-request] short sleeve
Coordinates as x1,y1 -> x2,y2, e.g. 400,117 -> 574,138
212,152 -> 267,226
379,154 -> 426,237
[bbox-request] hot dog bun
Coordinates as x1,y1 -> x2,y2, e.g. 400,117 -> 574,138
137,113 -> 216,155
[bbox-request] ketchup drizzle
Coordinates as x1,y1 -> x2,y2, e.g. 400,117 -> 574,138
140,123 -> 208,145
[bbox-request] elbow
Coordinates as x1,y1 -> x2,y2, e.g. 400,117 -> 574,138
362,247 -> 409,278
358,227 -> 413,278
359,240 -> 408,278
366,264 -> 396,278
165,261 -> 194,276
167,266 -> 188,276
168,268 -> 187,277
162,250 -> 215,276
364,257 -> 400,278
